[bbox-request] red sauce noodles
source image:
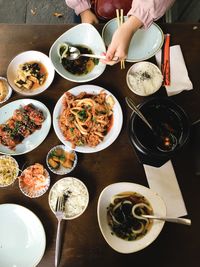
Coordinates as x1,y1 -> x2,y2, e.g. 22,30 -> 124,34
59,90 -> 115,148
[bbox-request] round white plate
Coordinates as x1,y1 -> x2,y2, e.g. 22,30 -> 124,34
102,20 -> 164,62
0,204 -> 46,267
7,50 -> 55,96
53,84 -> 123,153
0,99 -> 51,155
97,182 -> 166,254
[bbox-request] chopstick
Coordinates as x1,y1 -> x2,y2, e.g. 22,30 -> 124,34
162,33 -> 170,86
116,9 -> 125,69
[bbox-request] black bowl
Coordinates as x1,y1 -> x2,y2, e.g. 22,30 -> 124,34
129,97 -> 190,167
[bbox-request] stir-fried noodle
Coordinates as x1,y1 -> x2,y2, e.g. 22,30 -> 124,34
59,90 -> 115,148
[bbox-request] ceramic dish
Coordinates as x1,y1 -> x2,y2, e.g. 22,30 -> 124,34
46,144 -> 77,175
126,62 -> 163,96
97,182 -> 166,253
7,50 -> 55,96
0,204 -> 46,267
102,20 -> 164,62
53,84 -> 123,153
0,155 -> 19,187
0,99 -> 51,155
49,177 -> 89,220
0,77 -> 12,104
18,163 -> 50,198
49,23 -> 106,83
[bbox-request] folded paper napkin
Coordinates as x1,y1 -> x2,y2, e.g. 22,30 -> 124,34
143,160 -> 187,218
155,45 -> 193,96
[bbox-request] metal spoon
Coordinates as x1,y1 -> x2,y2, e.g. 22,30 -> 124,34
142,214 -> 191,226
66,46 -> 107,60
125,96 -> 178,152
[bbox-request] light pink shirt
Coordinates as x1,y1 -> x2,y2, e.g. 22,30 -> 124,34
65,0 -> 175,28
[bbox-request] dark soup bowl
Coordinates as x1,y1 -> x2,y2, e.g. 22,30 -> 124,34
129,97 -> 190,167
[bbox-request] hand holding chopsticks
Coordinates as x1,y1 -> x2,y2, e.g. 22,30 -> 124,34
116,9 -> 125,69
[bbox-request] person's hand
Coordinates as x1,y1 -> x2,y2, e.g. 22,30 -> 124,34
104,16 -> 143,65
80,9 -> 99,24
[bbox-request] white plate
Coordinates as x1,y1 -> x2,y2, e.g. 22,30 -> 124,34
53,84 -> 123,153
0,204 -> 46,267
102,20 -> 164,62
97,182 -> 166,254
49,23 -> 106,83
7,50 -> 55,96
0,99 -> 51,155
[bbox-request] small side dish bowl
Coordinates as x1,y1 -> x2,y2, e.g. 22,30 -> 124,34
49,177 -> 89,220
0,155 -> 19,187
18,163 -> 50,198
126,62 -> 163,96
0,77 -> 12,104
49,23 -> 106,83
7,50 -> 55,96
46,145 -> 77,175
97,182 -> 166,254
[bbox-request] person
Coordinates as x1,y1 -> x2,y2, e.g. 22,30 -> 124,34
65,0 -> 175,64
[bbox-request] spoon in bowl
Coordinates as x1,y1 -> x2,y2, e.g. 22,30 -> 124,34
142,214 -> 191,226
125,96 -> 178,152
58,43 -> 119,61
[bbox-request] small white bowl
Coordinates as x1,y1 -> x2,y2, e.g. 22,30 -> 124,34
48,177 -> 89,220
18,164 -> 50,198
49,23 -> 106,83
46,145 -> 77,175
7,50 -> 55,96
0,155 -> 19,187
126,62 -> 163,96
0,77 -> 12,104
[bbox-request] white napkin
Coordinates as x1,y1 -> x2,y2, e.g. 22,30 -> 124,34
143,160 -> 187,217
155,45 -> 193,96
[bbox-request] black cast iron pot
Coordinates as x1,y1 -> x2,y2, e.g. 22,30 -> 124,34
128,97 -> 190,167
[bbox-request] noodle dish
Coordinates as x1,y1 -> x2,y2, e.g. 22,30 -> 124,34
97,182 -> 166,253
53,85 -> 123,153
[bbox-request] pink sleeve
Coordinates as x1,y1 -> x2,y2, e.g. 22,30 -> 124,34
65,0 -> 91,15
127,0 -> 175,29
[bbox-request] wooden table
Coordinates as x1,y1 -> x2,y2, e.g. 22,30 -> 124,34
0,23 -> 200,267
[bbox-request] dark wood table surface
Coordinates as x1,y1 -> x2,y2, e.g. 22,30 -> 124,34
0,23 -> 200,267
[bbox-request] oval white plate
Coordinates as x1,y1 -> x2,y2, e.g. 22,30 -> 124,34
0,99 -> 51,155
0,204 -> 46,267
49,23 -> 106,83
102,20 -> 164,62
7,50 -> 55,96
97,182 -> 166,253
53,84 -> 123,153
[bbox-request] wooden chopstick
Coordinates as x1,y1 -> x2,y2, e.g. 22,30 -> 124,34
162,33 -> 170,86
116,9 -> 125,69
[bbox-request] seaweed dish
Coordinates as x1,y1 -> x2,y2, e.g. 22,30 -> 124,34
58,44 -> 99,76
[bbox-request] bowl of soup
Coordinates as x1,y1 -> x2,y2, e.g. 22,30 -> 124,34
97,182 -> 166,253
49,23 -> 106,83
7,51 -> 55,96
128,97 -> 190,167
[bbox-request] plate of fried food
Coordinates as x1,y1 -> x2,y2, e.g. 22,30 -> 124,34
0,99 -> 51,155
53,84 -> 123,153
46,145 -> 77,175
